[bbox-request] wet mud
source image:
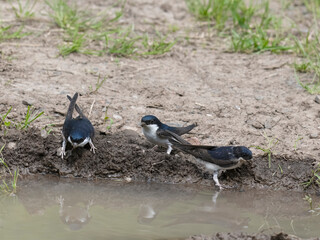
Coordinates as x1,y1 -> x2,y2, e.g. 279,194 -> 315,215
187,232 -> 318,240
1,128 -> 317,194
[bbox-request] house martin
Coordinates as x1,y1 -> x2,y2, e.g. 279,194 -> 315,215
60,93 -> 96,159
140,115 -> 197,154
168,131 -> 252,189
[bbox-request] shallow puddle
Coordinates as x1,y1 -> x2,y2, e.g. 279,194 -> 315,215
0,176 -> 319,239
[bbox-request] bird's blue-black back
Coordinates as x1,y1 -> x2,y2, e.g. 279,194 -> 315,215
162,124 -> 194,135
208,146 -> 252,160
63,117 -> 94,141
141,115 -> 196,136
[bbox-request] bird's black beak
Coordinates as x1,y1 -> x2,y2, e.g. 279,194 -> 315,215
140,122 -> 146,127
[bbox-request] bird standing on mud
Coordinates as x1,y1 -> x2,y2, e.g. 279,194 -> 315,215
60,93 -> 96,159
140,115 -> 197,154
167,131 -> 252,190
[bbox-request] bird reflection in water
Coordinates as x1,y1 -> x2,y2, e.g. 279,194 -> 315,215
137,203 -> 158,224
58,195 -> 93,231
163,191 -> 249,230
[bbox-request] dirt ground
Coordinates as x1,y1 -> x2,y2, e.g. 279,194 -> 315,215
0,0 -> 320,239
187,232 -> 319,240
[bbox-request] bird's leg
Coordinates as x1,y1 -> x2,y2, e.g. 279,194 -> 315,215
166,144 -> 173,155
151,145 -> 159,151
58,195 -> 64,208
57,195 -> 64,216
211,191 -> 220,204
89,138 -> 97,154
60,133 -> 66,159
213,171 -> 223,190
86,199 -> 94,211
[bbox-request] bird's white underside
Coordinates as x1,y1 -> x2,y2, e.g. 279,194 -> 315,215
142,124 -> 172,154
60,134 -> 96,159
195,158 -> 245,172
68,136 -> 90,148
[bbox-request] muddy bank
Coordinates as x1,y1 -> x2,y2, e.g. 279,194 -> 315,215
187,232 -> 319,240
0,128 -> 317,193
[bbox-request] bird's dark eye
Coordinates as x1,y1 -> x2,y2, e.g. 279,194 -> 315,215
146,120 -> 153,125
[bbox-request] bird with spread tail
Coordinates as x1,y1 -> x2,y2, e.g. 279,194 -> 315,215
140,115 -> 197,154
60,93 -> 96,159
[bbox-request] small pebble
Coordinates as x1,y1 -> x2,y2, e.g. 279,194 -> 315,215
113,114 -> 122,120
315,95 -> 320,104
255,95 -> 264,101
252,121 -> 264,129
310,133 -> 319,139
122,126 -> 139,132
7,142 -> 16,150
22,100 -> 33,106
124,177 -> 132,183
56,147 -> 62,157
41,129 -> 48,139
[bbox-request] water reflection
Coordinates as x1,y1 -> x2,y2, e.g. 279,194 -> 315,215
164,191 -> 249,230
137,203 -> 157,224
0,176 -> 318,239
58,196 -> 93,231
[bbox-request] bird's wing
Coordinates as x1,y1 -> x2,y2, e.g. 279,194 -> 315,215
67,94 -> 86,118
166,131 -> 239,166
66,93 -> 78,120
179,145 -> 239,166
156,128 -> 191,143
165,123 -> 197,136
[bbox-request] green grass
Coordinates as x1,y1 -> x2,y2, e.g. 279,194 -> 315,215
104,105 -> 114,130
59,31 -> 86,56
16,106 -> 44,130
46,0 -> 92,31
304,0 -> 320,17
303,195 -> 314,210
7,0 -> 37,20
185,0 -> 231,29
185,0 -> 320,94
251,132 -> 279,168
293,136 -> 303,151
45,0 -> 175,57
0,107 -> 13,130
303,194 -> 320,214
1,106 -> 44,131
231,28 -> 292,53
0,24 -> 29,42
303,164 -> 320,188
293,34 -> 320,94
105,28 -> 141,57
186,0 -> 268,30
142,34 -> 176,55
185,0 -> 292,53
89,75 -> 107,93
0,145 -> 19,196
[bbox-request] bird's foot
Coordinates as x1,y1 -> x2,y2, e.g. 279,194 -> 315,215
151,145 -> 159,151
216,184 -> 234,190
87,199 -> 94,210
89,139 -> 97,154
60,139 -> 67,159
60,147 -> 66,159
166,145 -> 173,155
215,183 -> 224,191
57,195 -> 64,207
